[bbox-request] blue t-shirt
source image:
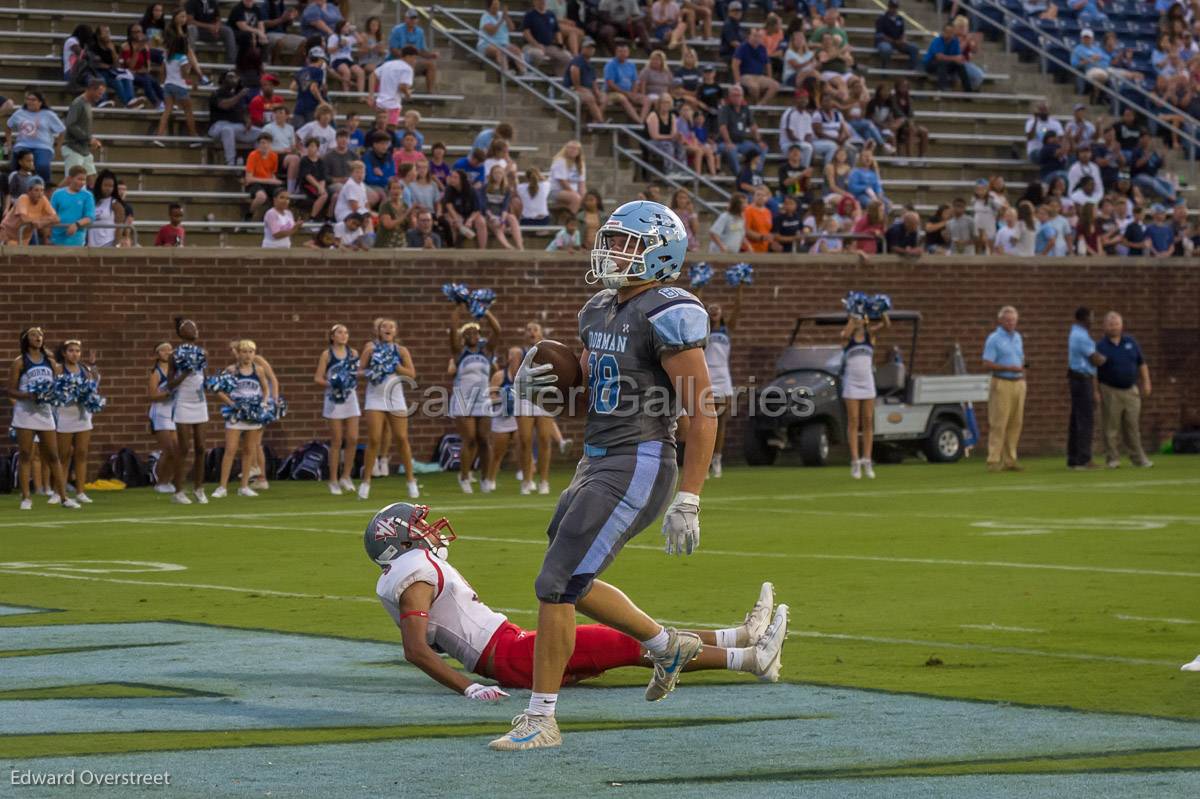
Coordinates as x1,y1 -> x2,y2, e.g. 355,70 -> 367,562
452,156 -> 486,187
522,9 -> 559,46
563,53 -> 596,90
7,108 -> 65,152
604,58 -> 638,92
733,41 -> 769,76
1146,222 -> 1175,253
1071,42 -> 1109,70
1068,324 -> 1097,374
293,66 -> 326,118
387,23 -> 427,52
1096,335 -> 1144,389
50,187 -> 96,246
1034,221 -> 1059,255
982,327 -> 1024,379
300,1 -> 342,38
363,149 -> 395,188
472,128 -> 497,153
923,35 -> 960,68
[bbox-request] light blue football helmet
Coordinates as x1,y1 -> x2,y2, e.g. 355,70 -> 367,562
586,200 -> 688,289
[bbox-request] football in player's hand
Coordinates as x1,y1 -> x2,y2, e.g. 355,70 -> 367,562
531,340 -> 583,396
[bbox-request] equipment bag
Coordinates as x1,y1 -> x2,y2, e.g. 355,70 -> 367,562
435,433 -> 462,471
288,441 -> 329,480
100,448 -> 149,487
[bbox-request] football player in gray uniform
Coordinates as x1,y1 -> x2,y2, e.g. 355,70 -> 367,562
490,200 -> 723,751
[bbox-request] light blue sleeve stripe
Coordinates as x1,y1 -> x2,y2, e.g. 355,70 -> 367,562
573,441 -> 664,576
649,304 -> 710,348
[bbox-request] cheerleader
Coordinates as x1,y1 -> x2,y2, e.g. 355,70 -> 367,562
368,317 -> 392,477
516,320 -> 563,495
53,339 -> 99,504
169,317 -> 209,504
228,339 -> 280,492
212,339 -> 268,498
7,327 -> 76,509
313,323 -> 360,495
483,345 -> 522,492
359,318 -> 418,501
841,312 -> 890,479
697,283 -> 742,478
147,342 -> 181,497
447,304 -> 499,494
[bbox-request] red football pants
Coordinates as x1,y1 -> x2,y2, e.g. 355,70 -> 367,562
483,621 -> 644,689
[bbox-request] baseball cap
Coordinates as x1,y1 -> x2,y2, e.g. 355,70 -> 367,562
887,0 -> 900,6
262,73 -> 280,85
405,8 -> 419,18
728,1 -> 743,10
1073,102 -> 1086,111
975,178 -> 988,186
582,36 -> 596,47
1081,28 -> 1094,38
1151,203 -> 1166,214
702,63 -> 717,72
308,46 -> 328,61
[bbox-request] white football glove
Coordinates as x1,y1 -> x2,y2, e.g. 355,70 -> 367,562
512,344 -> 557,401
662,491 -> 701,556
464,683 -> 510,701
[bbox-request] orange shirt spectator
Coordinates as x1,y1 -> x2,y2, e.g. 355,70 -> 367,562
246,149 -> 280,181
0,188 -> 58,245
743,201 -> 773,253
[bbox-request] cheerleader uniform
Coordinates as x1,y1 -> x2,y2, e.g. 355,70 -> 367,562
12,353 -> 56,432
173,350 -> 209,424
148,365 -> 176,432
450,342 -> 492,418
55,364 -> 94,434
491,371 -> 519,434
706,323 -> 734,398
364,341 -> 407,414
226,368 -> 265,431
841,331 -> 876,400
322,346 -> 362,420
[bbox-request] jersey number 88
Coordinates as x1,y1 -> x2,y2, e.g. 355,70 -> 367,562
587,352 -> 621,414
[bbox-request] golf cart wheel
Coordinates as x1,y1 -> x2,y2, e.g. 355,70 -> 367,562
744,427 -> 779,466
924,422 -> 964,463
798,424 -> 830,467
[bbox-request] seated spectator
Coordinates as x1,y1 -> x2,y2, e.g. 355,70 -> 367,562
375,178 -> 408,248
814,32 -> 855,95
517,168 -> 553,225
708,194 -> 746,253
1035,202 -> 1067,255
847,149 -> 887,209
89,24 -> 139,108
335,211 -> 373,250
1116,204 -> 1146,256
1071,29 -> 1110,90
208,71 -> 261,167
546,212 -> 583,252
478,0 -> 527,76
7,150 -> 40,207
678,105 -> 718,175
474,122 -> 514,156
0,176 -> 57,246
874,0 -> 918,69
720,2 -> 745,59
403,160 -> 442,214
297,104 -> 338,157
482,165 -> 523,250
228,0 -> 268,60
1145,203 -> 1175,257
564,38 -> 604,125
1130,131 -> 1176,202
363,131 -> 396,205
781,31 -> 817,89
394,132 -> 426,170
261,189 -> 297,249
596,0 -> 652,53
428,142 -> 451,186
546,0 -> 585,53
291,48 -> 329,126
399,111 -> 425,151
885,210 -> 922,255
6,91 -> 63,184
733,29 -> 781,106
604,44 -> 647,121
811,215 -> 844,254
1068,146 -> 1103,204
549,140 -> 586,214
638,50 -> 676,115
770,194 -> 804,253
1070,0 -> 1110,29
946,197 -> 977,254
50,166 -> 95,246
812,92 -> 856,166
809,9 -> 848,49
1100,32 -> 1144,84
650,0 -> 687,50
153,203 -> 186,247
441,169 -> 487,246
951,15 -> 985,92
300,0 -> 343,41
406,209 -> 444,249
924,204 -> 950,253
120,23 -> 164,109
1064,104 -> 1096,150
716,86 -> 766,175
523,0 -> 572,74
244,133 -> 282,220
671,188 -> 701,250
1020,0 -> 1057,19
695,65 -> 725,134
842,79 -> 891,153
262,0 -> 307,63
1037,132 -> 1070,186
742,185 -> 774,253
250,76 -> 286,127
1024,101 -> 1063,163
334,160 -> 369,221
923,23 -> 971,92
322,128 -> 356,196
823,146 -> 858,212
262,104 -> 297,175
388,9 -> 440,92
328,20 -> 366,94
850,200 -> 886,255
645,94 -> 684,167
187,0 -> 237,63
483,138 -> 518,183
1169,202 -> 1191,256
452,147 -> 488,189
778,91 -> 815,166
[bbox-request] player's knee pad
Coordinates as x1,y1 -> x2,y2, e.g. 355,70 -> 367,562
535,570 -> 593,605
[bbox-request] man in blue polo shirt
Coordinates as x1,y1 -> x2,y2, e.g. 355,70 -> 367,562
732,28 -> 779,105
603,43 -> 645,121
1096,311 -> 1153,468
923,23 -> 971,92
387,9 -> 440,93
522,0 -> 571,74
1066,307 -> 1107,470
981,305 -> 1026,471
563,38 -> 603,124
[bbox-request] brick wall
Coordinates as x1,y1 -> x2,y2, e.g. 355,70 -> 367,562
2,249 -> 1197,467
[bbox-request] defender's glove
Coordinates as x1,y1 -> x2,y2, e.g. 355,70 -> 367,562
513,345 -> 556,401
464,683 -> 510,701
662,491 -> 701,555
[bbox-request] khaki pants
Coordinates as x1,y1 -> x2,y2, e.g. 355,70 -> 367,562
1100,384 -> 1148,465
987,377 -> 1026,467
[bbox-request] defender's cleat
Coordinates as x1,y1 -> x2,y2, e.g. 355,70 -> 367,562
740,582 -> 775,645
752,604 -> 789,683
645,629 -> 702,701
488,713 -> 562,751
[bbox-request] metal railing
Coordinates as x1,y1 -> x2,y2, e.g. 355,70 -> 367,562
16,221 -> 138,247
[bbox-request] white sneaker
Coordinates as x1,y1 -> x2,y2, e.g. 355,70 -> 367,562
154,482 -> 176,494
250,479 -> 269,491
488,713 -> 562,751
480,479 -> 495,493
19,498 -> 32,510
458,475 -> 473,494
194,488 -> 208,504
211,486 -> 228,499
62,498 -> 82,509
645,628 -> 703,702
372,458 -> 384,477
339,477 -> 355,492
515,469 -> 524,482
850,460 -> 862,479
380,457 -> 391,476
538,480 -> 550,495
247,466 -> 262,480
75,492 -> 93,504
238,487 -> 258,497
520,481 -> 535,495
48,492 -> 61,505
358,481 -> 371,500
751,604 -> 789,683
328,482 -> 343,496
407,480 -> 420,499
710,454 -> 723,478
558,438 -> 573,454
1181,655 -> 1200,672
737,582 -> 775,646
172,491 -> 192,505
862,460 -> 876,479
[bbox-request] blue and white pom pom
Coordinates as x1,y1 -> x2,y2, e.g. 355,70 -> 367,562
725,262 -> 754,287
842,290 -> 870,318
365,345 -> 400,385
205,372 -> 238,395
689,262 -> 713,289
262,398 -> 288,424
328,357 -> 359,403
50,373 -> 80,407
866,293 -> 892,320
78,380 -> 107,414
26,377 -> 58,406
173,343 -> 207,373
468,287 -> 496,320
221,397 -> 269,425
442,282 -> 472,304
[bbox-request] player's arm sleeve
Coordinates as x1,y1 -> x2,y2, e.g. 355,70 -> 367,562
389,560 -> 443,605
647,298 -> 710,358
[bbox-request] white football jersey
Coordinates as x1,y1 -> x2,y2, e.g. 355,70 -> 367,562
375,549 -> 507,672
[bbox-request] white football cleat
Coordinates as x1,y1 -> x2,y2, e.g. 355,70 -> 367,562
154,482 -> 175,494
538,480 -> 550,495
328,482 -> 343,496
238,487 -> 258,497
75,492 -> 93,504
62,498 -> 82,510
172,491 -> 192,505
211,486 -> 228,499
407,480 -> 420,499
488,714 -> 562,751
339,476 -> 355,492
193,488 -> 208,504
47,492 -> 61,505
739,582 -> 775,646
751,604 -> 789,683
19,498 -> 33,511
458,475 -> 473,494
862,460 -> 876,479
645,628 -> 703,702
1182,655 -> 1200,672
358,482 -> 371,500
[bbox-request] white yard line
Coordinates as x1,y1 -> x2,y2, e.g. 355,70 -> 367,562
959,623 -> 1046,633
1114,614 -> 1198,625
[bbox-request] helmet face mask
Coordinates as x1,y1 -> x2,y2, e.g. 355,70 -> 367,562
365,503 -> 457,566
587,201 -> 687,289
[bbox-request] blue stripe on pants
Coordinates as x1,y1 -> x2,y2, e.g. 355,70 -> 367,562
572,441 -> 663,576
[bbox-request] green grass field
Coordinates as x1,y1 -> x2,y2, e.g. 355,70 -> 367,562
3,456 -> 1200,797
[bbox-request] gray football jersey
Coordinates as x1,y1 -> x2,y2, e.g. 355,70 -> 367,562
578,285 -> 710,447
